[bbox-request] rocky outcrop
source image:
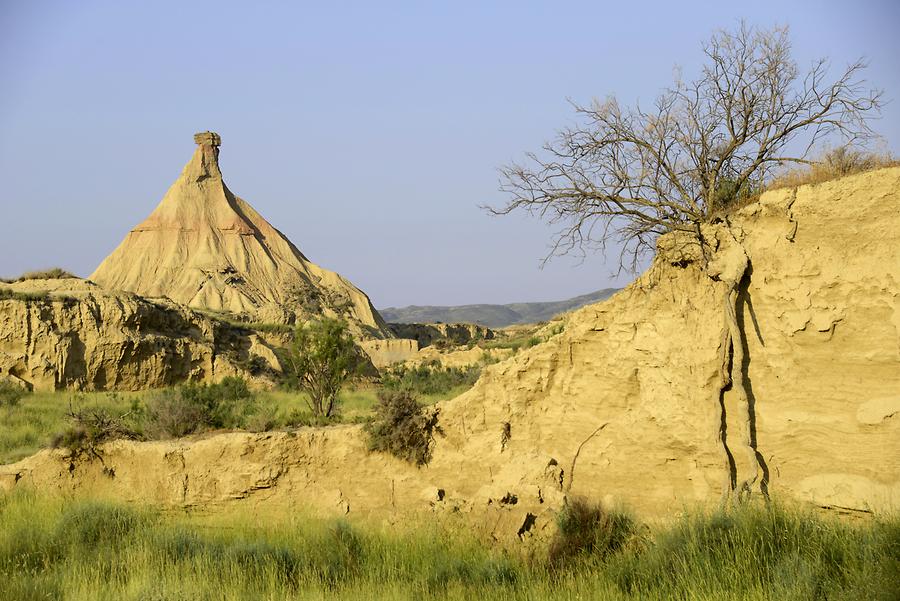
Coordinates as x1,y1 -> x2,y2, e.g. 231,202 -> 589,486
3,168 -> 898,533
0,278 -> 280,391
90,132 -> 390,339
358,338 -> 419,368
409,345 -> 513,369
432,167 -> 900,517
388,322 -> 496,348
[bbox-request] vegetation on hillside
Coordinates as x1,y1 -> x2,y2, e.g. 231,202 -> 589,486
0,373 -> 473,465
0,267 -> 77,284
0,491 -> 895,600
0,289 -> 54,302
365,390 -> 443,466
767,146 -> 898,192
380,361 -> 481,397
282,318 -> 361,418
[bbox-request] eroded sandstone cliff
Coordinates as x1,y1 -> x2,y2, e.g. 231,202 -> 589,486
0,278 -> 280,391
3,168 -> 898,536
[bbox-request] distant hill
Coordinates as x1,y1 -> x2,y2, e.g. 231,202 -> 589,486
380,288 -> 620,328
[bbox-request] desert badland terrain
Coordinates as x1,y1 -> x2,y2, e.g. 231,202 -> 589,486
2,132 -> 898,523
1,19 -> 898,596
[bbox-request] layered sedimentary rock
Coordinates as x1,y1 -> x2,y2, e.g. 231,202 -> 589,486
0,278 -> 280,391
90,132 -> 389,338
358,338 -> 419,368
4,168 -> 898,532
387,322 -> 496,348
432,166 -> 900,518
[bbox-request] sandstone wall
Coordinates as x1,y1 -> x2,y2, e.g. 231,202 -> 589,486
359,338 -> 419,368
432,167 -> 900,517
0,279 -> 280,391
3,169 -> 898,538
387,322 -> 496,348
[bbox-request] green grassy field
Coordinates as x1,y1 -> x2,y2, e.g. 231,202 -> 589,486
0,385 -> 470,466
0,491 -> 896,600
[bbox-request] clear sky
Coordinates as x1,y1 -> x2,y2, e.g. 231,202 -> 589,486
1,0 -> 897,307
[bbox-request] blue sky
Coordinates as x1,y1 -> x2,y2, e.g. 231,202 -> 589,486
1,1 -> 897,307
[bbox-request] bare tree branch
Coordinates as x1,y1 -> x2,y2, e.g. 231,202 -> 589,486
489,22 -> 883,268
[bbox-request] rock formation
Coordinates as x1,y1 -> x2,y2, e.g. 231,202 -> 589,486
388,322 -> 496,348
0,278 -> 280,391
3,168 -> 898,532
90,132 -> 389,338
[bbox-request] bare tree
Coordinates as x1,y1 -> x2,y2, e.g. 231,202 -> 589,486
493,23 -> 882,269
492,23 -> 882,502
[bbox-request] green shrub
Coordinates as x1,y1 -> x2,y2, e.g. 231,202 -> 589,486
381,362 -> 480,396
142,389 -> 207,439
548,497 -> 635,570
366,390 -> 443,466
282,319 -> 360,418
142,377 -> 255,439
0,381 -> 28,408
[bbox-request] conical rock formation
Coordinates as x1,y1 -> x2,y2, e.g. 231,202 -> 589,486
91,132 -> 388,338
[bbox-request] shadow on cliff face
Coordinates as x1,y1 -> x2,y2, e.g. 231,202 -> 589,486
736,265 -> 770,498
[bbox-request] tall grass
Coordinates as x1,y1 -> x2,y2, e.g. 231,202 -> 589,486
0,384 -> 466,465
0,491 -> 895,600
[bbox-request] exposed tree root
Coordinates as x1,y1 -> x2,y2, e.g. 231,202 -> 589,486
566,422 -> 608,493
712,227 -> 767,505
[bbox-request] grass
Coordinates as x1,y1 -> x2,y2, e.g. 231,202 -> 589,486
482,334 -> 542,352
0,391 -> 144,464
0,491 -> 895,600
380,363 -> 482,397
0,385 -> 467,465
766,146 -> 898,192
0,267 -> 77,284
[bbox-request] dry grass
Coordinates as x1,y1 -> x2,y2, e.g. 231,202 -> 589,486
713,146 -> 898,218
767,146 -> 898,192
0,267 -> 77,284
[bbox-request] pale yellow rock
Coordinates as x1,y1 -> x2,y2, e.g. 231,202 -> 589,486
856,396 -> 900,425
358,338 -> 419,368
3,168 -> 899,530
387,322 -> 496,348
90,132 -> 389,339
409,346 -> 513,368
0,278 -> 276,391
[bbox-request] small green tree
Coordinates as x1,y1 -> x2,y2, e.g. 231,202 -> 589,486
285,318 -> 358,418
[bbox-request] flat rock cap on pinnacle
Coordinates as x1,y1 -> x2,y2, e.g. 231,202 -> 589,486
194,131 -> 221,146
